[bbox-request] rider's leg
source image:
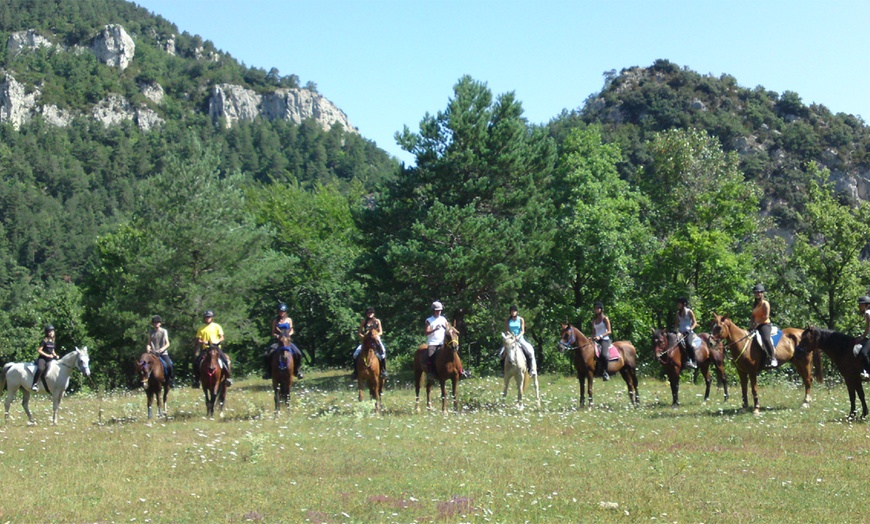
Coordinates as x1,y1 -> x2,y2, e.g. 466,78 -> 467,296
378,343 -> 387,378
192,352 -> 202,388
683,332 -> 698,368
599,339 -> 611,381
219,351 -> 232,386
520,338 -> 537,376
31,358 -> 46,391
351,344 -> 362,379
291,344 -> 303,378
859,338 -> 870,380
758,324 -> 777,367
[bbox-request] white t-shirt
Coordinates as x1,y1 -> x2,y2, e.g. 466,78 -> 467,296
426,315 -> 449,346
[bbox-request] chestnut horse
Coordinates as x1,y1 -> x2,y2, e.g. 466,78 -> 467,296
710,313 -> 821,414
136,352 -> 169,419
270,330 -> 295,413
356,330 -> 383,413
651,330 -> 728,406
559,323 -> 639,407
413,324 -> 462,414
199,343 -> 227,418
799,326 -> 866,420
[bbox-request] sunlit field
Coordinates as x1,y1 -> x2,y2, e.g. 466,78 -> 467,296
1,369 -> 868,523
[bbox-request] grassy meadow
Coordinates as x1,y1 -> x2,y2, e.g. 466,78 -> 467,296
0,368 -> 869,523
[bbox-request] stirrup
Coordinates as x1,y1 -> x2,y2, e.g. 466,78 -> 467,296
861,371 -> 870,382
602,372 -> 610,381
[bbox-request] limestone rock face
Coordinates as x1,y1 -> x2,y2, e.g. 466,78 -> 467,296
209,83 -> 355,132
91,24 -> 135,70
92,94 -> 163,130
40,105 -> 72,127
140,81 -> 165,105
0,75 -> 38,129
7,30 -> 53,57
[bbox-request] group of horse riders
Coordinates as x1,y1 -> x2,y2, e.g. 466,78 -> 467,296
25,283 -> 870,390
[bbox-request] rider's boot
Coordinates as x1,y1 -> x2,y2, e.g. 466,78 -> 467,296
599,355 -> 610,381
191,357 -> 201,388
294,354 -> 303,379
685,346 -> 698,369
262,353 -> 271,380
351,356 -> 360,379
379,357 -> 387,378
31,368 -> 41,391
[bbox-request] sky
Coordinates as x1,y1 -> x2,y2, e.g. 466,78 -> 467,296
133,0 -> 870,165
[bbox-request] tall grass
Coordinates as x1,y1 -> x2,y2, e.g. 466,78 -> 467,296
0,369 -> 867,522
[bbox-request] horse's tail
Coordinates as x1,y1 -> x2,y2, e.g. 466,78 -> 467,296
811,342 -> 823,384
0,363 -> 8,391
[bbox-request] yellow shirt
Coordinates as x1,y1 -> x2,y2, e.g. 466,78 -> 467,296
196,322 -> 224,347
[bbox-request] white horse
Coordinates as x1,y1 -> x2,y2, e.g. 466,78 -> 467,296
501,333 -> 540,409
0,347 -> 91,425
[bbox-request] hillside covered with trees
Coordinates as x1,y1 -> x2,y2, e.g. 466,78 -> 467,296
1,3 -> 868,388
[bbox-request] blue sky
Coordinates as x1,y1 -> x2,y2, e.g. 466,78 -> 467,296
134,0 -> 870,165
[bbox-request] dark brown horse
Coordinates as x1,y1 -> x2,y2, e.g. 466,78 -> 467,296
356,330 -> 384,413
413,323 -> 462,414
800,326 -> 866,420
199,343 -> 227,418
136,352 -> 169,420
559,323 -> 639,407
651,329 -> 728,405
270,330 -> 295,413
710,313 -> 822,414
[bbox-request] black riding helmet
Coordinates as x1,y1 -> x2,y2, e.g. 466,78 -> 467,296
859,296 -> 870,305
44,324 -> 55,334
152,315 -> 162,323
365,306 -> 375,315
677,297 -> 689,306
278,303 -> 287,312
752,284 -> 766,293
509,305 -> 518,313
593,301 -> 604,309
203,310 -> 214,318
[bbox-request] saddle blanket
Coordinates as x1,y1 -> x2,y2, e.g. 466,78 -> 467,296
594,344 -> 620,361
753,326 -> 783,348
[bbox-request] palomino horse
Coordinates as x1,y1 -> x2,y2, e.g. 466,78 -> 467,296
136,352 -> 169,419
199,343 -> 227,418
559,324 -> 639,407
799,326 -> 866,420
501,332 -> 540,409
356,330 -> 384,413
710,314 -> 822,413
413,323 -> 462,414
270,330 -> 295,413
651,329 -> 728,405
0,347 -> 91,425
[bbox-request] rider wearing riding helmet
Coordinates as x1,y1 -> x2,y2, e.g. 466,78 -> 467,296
424,301 -> 471,379
192,310 -> 232,387
750,284 -> 777,368
857,295 -> 870,381
263,303 -> 303,379
592,301 -> 612,381
499,305 -> 538,376
674,297 -> 698,369
31,324 -> 58,391
351,306 -> 387,379
147,315 -> 173,386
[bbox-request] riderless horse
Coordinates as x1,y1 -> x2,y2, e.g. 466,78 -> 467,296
270,329 -> 295,413
800,326 -> 866,420
652,329 -> 728,405
501,332 -> 540,409
136,351 -> 169,419
356,329 -> 384,413
559,323 -> 639,407
1,347 -> 91,425
414,323 -> 462,414
199,342 -> 227,418
710,313 -> 821,414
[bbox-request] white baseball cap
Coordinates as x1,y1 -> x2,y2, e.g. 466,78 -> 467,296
432,301 -> 443,311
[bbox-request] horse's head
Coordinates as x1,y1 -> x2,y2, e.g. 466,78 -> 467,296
709,313 -> 729,340
651,328 -> 669,352
76,346 -> 91,377
559,323 -> 577,352
444,324 -> 459,350
277,328 -> 293,348
799,325 -> 821,351
502,332 -> 517,346
136,354 -> 152,384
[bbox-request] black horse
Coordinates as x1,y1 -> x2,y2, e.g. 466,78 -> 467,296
800,327 -> 865,420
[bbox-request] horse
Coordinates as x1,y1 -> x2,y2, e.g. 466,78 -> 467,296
356,330 -> 384,413
799,326 -> 866,420
413,323 -> 462,414
136,351 -> 169,420
0,347 -> 91,425
199,343 -> 227,418
270,330 -> 295,413
710,313 -> 822,414
559,324 -> 639,407
651,329 -> 728,406
501,332 -> 540,409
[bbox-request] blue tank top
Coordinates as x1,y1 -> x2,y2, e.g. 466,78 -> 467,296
508,317 -> 522,336
276,320 -> 291,331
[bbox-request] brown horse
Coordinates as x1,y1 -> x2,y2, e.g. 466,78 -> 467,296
136,352 -> 169,420
800,326 -> 866,420
270,330 -> 295,413
413,324 -> 462,414
652,329 -> 728,406
356,330 -> 384,413
710,313 -> 822,413
199,343 -> 227,418
559,323 -> 639,407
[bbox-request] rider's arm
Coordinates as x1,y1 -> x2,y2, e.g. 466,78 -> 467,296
271,318 -> 279,338
518,317 -> 525,337
603,316 -> 612,338
159,329 -> 170,354
688,310 -> 698,331
863,312 -> 870,339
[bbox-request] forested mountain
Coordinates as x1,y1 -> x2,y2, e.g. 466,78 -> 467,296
1,1 -> 868,388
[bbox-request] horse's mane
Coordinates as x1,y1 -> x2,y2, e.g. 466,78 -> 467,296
811,327 -> 855,355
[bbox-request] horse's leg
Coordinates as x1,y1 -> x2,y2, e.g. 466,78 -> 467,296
517,371 -> 524,410
22,391 -> 34,424
452,376 -> 458,412
358,376 -> 365,403
795,357 -> 812,408
414,370 -> 422,414
739,372 -> 749,411
52,392 -> 63,425
161,383 -> 169,419
502,366 -> 510,399
668,370 -> 679,406
4,389 -> 13,421
701,365 -> 712,402
857,383 -> 868,419
147,389 -> 154,419
750,373 -> 760,414
218,383 -> 226,418
440,380 -> 448,415
717,362 -> 729,401
847,383 -> 858,421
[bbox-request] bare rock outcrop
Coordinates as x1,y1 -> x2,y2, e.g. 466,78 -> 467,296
92,94 -> 163,131
91,25 -> 135,70
140,81 -> 165,105
0,74 -> 39,129
7,30 -> 53,57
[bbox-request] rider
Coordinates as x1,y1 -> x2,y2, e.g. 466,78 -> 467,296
192,310 -> 232,388
263,303 -> 303,379
591,301 -> 612,381
351,307 -> 387,379
674,297 -> 698,369
147,315 -> 173,387
424,301 -> 471,379
498,305 -> 538,376
31,324 -> 58,391
750,284 -> 777,368
857,295 -> 870,381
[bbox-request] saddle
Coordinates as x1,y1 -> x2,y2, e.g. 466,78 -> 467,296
594,344 -> 620,361
753,326 -> 783,348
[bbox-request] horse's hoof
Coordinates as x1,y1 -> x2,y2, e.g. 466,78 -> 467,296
800,402 -> 810,409
753,409 -> 761,416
